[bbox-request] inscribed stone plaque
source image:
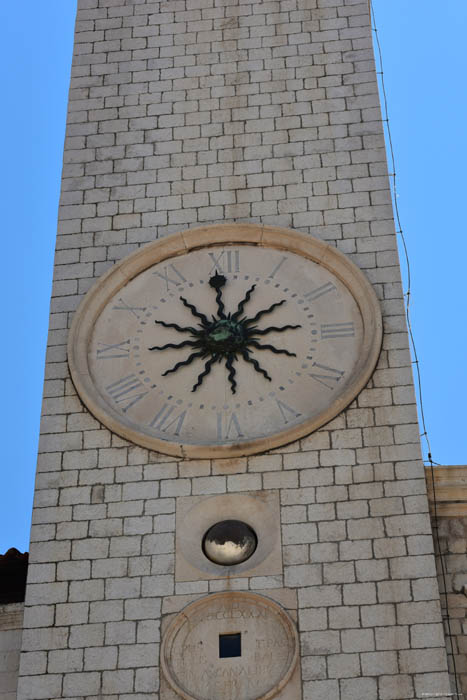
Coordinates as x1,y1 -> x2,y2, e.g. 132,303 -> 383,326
161,592 -> 299,700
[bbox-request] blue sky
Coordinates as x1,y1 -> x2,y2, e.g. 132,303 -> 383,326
1,1 -> 466,554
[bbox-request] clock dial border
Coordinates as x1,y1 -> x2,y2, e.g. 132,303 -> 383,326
68,224 -> 383,458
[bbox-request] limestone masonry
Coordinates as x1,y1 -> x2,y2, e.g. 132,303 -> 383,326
10,0 -> 457,698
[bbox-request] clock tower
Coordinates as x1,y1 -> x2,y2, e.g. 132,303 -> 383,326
16,1 -> 453,698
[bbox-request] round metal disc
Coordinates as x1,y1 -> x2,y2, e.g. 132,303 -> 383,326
202,520 -> 257,566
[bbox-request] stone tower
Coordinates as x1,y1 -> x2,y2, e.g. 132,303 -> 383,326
13,1 -> 454,698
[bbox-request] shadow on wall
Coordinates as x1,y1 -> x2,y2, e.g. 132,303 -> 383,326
0,549 -> 28,604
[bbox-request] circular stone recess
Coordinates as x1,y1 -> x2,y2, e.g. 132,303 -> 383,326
203,520 -> 257,566
161,591 -> 299,700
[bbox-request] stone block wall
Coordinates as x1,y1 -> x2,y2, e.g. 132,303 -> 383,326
17,1 -> 451,698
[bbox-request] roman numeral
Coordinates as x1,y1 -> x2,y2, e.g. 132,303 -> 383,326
309,362 -> 345,389
275,399 -> 301,424
105,374 -> 148,413
321,322 -> 355,339
112,297 -> 147,319
304,282 -> 336,302
208,249 -> 241,274
217,411 -> 244,440
96,339 -> 130,360
268,256 -> 287,278
149,404 -> 187,436
153,264 -> 187,290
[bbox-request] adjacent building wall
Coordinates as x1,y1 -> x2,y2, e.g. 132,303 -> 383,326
0,603 -> 24,700
426,465 -> 467,695
435,515 -> 467,696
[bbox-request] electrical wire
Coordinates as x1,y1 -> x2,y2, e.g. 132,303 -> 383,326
369,2 -> 461,695
369,2 -> 426,457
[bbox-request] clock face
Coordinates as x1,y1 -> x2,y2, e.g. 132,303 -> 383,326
69,225 -> 382,457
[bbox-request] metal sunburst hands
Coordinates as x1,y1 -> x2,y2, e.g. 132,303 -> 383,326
149,274 -> 301,394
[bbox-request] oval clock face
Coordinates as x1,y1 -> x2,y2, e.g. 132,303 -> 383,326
69,225 -> 382,457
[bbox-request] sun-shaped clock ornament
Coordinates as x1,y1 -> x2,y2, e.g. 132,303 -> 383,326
148,273 -> 301,394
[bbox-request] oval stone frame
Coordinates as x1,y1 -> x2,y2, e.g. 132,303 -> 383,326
160,591 -> 299,700
68,223 -> 382,458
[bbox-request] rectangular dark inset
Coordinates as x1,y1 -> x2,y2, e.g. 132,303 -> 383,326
219,632 -> 241,658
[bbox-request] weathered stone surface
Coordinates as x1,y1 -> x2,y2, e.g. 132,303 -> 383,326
161,592 -> 299,700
